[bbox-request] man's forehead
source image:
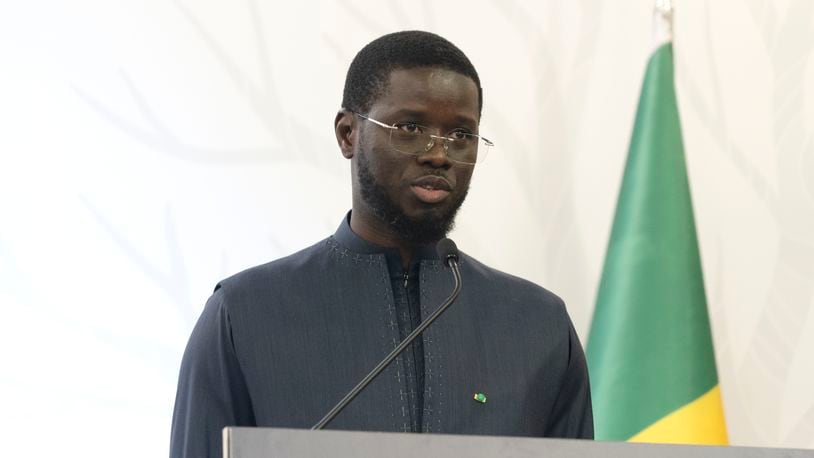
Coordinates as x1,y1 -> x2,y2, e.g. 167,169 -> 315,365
373,66 -> 480,119
384,66 -> 476,92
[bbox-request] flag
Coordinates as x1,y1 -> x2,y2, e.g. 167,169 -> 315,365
585,35 -> 728,444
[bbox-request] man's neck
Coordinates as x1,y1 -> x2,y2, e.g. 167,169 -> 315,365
349,209 -> 414,270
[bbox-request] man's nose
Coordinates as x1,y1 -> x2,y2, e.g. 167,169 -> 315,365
417,136 -> 451,168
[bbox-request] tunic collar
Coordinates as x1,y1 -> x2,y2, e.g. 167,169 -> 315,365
333,211 -> 440,271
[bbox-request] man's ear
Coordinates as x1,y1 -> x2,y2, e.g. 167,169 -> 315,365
334,110 -> 356,159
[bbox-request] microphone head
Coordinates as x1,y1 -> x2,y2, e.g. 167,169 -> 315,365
436,238 -> 459,266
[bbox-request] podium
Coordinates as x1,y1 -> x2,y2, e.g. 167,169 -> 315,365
223,427 -> 813,457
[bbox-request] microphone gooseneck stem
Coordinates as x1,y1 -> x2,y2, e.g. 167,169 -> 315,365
312,257 -> 462,430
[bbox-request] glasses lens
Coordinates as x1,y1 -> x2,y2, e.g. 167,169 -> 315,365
389,128 -> 430,154
472,140 -> 490,164
447,134 -> 482,165
388,126 -> 490,165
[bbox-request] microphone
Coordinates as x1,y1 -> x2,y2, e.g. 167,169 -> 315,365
312,238 -> 463,430
435,238 -> 459,267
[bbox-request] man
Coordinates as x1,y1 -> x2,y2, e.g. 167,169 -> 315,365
170,30 -> 593,458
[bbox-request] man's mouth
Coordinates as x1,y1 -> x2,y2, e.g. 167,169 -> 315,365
411,176 -> 452,204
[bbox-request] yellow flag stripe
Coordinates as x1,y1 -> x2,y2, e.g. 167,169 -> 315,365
629,385 -> 728,445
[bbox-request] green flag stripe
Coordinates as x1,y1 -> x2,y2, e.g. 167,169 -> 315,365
586,43 -> 719,441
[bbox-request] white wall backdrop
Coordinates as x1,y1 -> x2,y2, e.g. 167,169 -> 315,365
1,0 -> 813,456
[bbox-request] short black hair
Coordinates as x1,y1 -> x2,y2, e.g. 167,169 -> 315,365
341,30 -> 483,117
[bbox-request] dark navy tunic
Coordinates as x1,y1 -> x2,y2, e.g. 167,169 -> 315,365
170,215 -> 594,458
386,250 -> 425,432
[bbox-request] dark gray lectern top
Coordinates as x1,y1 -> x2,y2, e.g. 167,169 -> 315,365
223,427 -> 813,458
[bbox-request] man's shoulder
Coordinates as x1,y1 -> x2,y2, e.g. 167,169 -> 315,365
459,251 -> 568,316
215,236 -> 337,295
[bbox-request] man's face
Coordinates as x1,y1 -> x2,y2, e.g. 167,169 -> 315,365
354,67 -> 479,245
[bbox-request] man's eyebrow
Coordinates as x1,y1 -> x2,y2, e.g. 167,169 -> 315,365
387,109 -> 427,120
452,115 -> 479,128
388,109 -> 478,128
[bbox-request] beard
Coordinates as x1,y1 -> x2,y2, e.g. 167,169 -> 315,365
357,150 -> 468,246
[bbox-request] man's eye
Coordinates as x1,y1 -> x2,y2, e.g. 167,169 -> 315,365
396,123 -> 423,134
449,130 -> 473,141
